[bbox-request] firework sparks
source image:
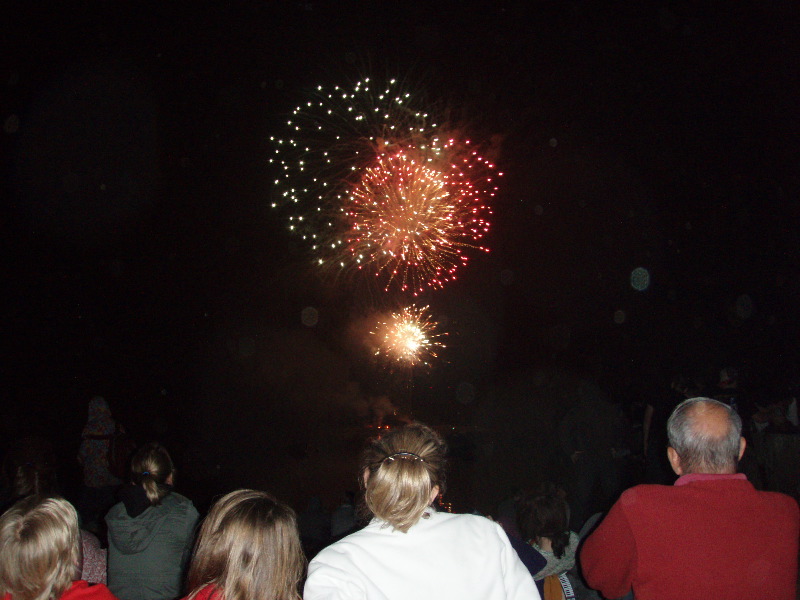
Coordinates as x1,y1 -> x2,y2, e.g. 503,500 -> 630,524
269,78 -> 435,247
270,78 -> 500,292
344,147 -> 494,294
372,305 -> 445,367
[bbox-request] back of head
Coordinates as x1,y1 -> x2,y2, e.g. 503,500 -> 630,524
667,397 -> 742,474
361,423 -> 447,533
84,397 -> 113,432
130,442 -> 174,506
516,488 -> 571,559
10,464 -> 58,504
186,489 -> 304,600
3,437 -> 59,502
0,496 -> 80,600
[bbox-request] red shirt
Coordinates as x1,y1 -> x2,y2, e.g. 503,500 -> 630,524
181,585 -> 222,600
580,474 -> 799,600
5,581 -> 118,600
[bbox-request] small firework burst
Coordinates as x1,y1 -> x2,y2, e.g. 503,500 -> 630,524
270,77 -> 500,292
372,305 -> 446,367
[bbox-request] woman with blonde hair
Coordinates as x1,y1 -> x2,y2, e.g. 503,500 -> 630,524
105,442 -> 199,600
0,496 -> 118,600
304,423 -> 540,600
181,489 -> 305,600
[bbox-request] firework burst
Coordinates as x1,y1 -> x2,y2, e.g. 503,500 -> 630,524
343,146 -> 494,294
270,78 -> 500,293
270,78 -> 435,246
372,305 -> 445,367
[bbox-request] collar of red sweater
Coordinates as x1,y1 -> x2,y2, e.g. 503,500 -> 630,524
674,472 -> 747,486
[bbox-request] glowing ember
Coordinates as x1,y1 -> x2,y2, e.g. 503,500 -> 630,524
373,305 -> 445,367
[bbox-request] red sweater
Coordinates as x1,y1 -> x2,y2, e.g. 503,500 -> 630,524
5,581 -> 118,600
580,474 -> 799,600
181,585 -> 222,600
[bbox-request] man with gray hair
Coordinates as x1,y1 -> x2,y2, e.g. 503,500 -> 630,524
580,397 -> 799,600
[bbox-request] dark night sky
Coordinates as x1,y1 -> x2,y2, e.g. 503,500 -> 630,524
2,2 -> 799,508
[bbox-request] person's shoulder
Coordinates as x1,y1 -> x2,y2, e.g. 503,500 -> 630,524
168,491 -> 195,505
162,493 -> 199,519
104,501 -> 126,520
308,529 -> 366,569
60,581 -> 117,600
435,510 -> 490,522
567,530 -> 580,547
84,584 -> 117,600
182,584 -> 221,600
617,483 -> 673,505
432,511 -> 492,527
163,492 -> 195,509
755,489 -> 800,518
437,512 -> 511,540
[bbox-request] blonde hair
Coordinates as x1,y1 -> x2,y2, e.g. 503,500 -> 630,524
185,489 -> 304,600
361,423 -> 447,533
0,496 -> 80,600
130,442 -> 174,505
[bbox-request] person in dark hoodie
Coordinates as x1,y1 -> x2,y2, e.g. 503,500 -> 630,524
105,442 -> 199,600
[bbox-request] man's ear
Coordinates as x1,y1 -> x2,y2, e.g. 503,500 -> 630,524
667,447 -> 683,476
738,437 -> 746,461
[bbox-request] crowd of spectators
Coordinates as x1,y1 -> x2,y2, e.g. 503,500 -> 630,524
0,382 -> 798,600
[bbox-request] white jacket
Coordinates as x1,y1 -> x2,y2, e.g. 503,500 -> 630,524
305,510 -> 541,600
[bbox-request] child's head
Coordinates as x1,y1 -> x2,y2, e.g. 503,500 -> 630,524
186,489 -> 304,600
516,487 -> 571,558
0,496 -> 81,600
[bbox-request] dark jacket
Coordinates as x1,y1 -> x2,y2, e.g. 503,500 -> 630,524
106,487 -> 199,600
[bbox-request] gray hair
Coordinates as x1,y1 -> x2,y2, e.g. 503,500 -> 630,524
667,397 -> 742,474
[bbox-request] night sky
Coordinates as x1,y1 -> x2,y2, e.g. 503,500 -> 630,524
2,2 -> 799,510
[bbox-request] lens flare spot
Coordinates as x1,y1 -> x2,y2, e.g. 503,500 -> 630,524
301,306 -> 320,327
630,267 -> 650,291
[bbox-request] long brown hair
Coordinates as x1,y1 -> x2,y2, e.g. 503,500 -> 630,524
186,489 -> 305,600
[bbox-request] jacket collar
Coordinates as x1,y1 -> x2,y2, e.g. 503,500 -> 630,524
119,483 -> 173,517
674,472 -> 747,486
